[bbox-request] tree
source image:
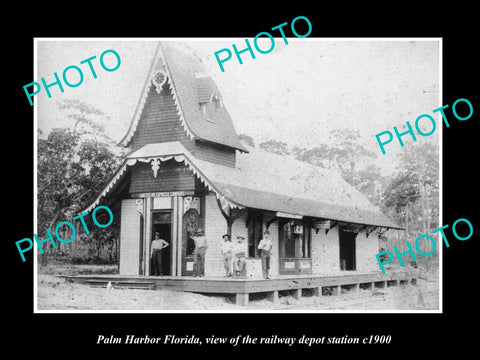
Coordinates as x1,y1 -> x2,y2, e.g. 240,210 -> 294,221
238,133 -> 255,148
252,131 -> 384,206
382,172 -> 421,236
37,129 -> 78,234
37,100 -> 121,264
353,164 -> 387,207
380,141 -> 439,267
398,141 -> 439,233
326,129 -> 377,184
259,139 -> 290,155
293,144 -> 332,169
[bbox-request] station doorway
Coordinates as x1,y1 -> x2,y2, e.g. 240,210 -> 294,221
339,229 -> 356,271
150,211 -> 172,276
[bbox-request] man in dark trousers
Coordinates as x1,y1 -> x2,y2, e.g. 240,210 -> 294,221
257,230 -> 273,279
151,232 -> 169,276
192,228 -> 208,277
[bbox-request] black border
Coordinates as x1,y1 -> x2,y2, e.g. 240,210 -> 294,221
7,6 -> 479,355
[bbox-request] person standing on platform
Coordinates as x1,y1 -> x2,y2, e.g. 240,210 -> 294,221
233,236 -> 247,278
151,232 -> 169,276
258,230 -> 273,279
192,228 -> 208,277
220,234 -> 234,277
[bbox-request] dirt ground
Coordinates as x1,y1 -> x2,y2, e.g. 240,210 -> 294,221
36,264 -> 439,311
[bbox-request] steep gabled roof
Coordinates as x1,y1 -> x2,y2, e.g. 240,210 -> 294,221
196,76 -> 220,103
195,148 -> 401,228
118,42 -> 247,152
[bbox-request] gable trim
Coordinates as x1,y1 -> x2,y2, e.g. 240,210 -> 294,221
118,43 -> 197,147
83,144 -> 243,213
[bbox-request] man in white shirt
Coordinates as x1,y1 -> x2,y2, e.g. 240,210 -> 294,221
220,234 -> 233,277
192,229 -> 208,277
151,232 -> 169,276
233,236 -> 247,278
257,230 -> 273,279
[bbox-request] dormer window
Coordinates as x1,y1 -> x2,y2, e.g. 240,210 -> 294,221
199,103 -> 207,116
211,94 -> 223,109
199,102 -> 215,123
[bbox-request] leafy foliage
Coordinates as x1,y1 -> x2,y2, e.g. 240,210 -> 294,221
258,129 -> 384,206
382,141 -> 439,234
259,139 -> 290,155
238,133 -> 255,148
38,101 -> 122,263
249,130 -> 439,242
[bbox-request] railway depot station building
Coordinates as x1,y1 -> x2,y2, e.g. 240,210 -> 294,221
84,42 -> 402,282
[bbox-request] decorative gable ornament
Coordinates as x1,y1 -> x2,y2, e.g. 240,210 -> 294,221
151,158 -> 161,178
152,69 -> 167,94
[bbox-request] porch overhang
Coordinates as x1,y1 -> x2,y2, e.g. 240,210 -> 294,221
82,141 -> 243,213
83,142 -> 401,230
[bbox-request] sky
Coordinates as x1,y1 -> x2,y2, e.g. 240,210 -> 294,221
36,38 -> 440,175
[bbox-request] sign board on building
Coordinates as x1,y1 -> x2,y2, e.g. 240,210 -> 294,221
153,197 -> 172,209
136,191 -> 194,198
276,211 -> 303,219
300,261 -> 311,269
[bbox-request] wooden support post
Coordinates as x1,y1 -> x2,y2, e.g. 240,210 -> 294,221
355,283 -> 360,293
333,285 -> 340,296
371,282 -> 375,291
292,288 -> 301,301
236,293 -> 249,307
267,290 -> 278,304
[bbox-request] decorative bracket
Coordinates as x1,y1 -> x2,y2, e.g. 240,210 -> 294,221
378,227 -> 389,237
136,199 -> 144,216
357,224 -> 368,235
266,216 -> 278,230
184,196 -> 201,215
365,226 -> 378,238
325,221 -> 339,235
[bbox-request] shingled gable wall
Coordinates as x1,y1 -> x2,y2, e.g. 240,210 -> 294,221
129,84 -> 237,168
129,159 -> 195,195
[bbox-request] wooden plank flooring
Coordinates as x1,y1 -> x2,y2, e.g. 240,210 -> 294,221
63,272 -> 415,297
